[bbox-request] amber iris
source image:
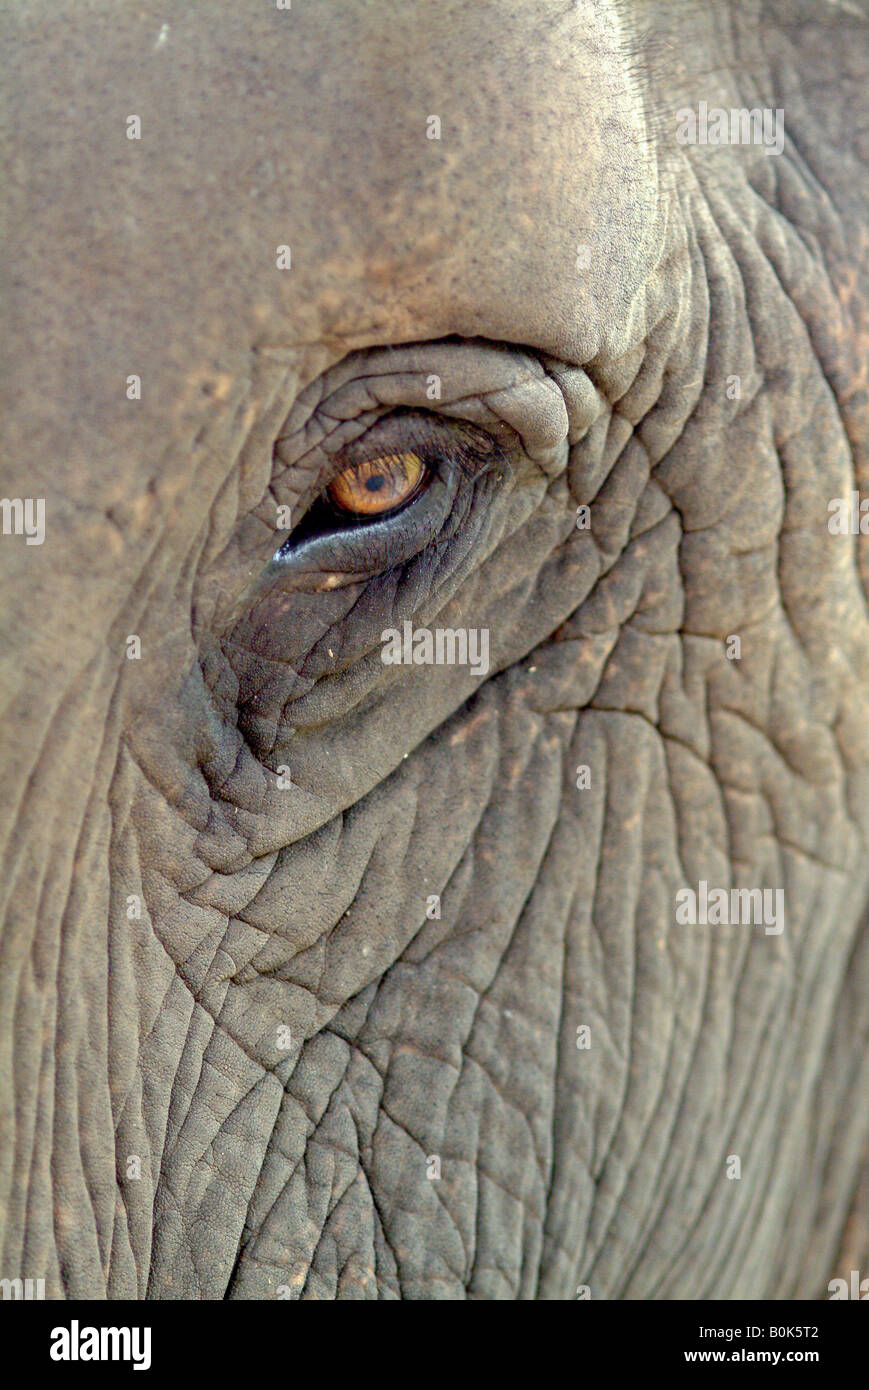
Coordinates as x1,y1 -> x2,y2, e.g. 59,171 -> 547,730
327,451 -> 425,516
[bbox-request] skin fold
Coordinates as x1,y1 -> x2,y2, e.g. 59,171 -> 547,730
1,0 -> 869,1298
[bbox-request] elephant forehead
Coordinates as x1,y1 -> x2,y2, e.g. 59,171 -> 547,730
7,0 -> 662,393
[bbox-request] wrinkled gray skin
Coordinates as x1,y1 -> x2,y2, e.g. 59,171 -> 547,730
2,0 -> 869,1300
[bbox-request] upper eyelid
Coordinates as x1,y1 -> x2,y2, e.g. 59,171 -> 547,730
271,341 -> 582,496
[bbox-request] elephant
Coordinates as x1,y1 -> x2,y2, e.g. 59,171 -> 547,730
2,0 -> 869,1301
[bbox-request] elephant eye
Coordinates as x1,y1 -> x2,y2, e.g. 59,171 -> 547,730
327,451 -> 428,517
270,409 -> 505,579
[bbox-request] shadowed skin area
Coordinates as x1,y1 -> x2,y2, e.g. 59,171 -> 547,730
2,0 -> 869,1298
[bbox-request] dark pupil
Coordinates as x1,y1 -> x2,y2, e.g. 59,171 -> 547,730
366,475 -> 386,491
